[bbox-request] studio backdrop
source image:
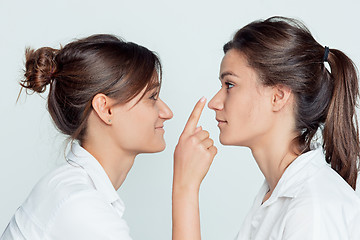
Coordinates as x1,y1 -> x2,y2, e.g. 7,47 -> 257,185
1,0 -> 359,239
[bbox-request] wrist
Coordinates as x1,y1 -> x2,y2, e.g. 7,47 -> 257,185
172,182 -> 200,196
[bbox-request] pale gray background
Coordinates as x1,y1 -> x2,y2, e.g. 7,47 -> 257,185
1,0 -> 360,239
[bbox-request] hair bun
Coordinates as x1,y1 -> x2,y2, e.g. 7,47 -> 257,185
22,47 -> 59,93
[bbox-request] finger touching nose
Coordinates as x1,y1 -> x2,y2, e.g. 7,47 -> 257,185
182,97 -> 206,136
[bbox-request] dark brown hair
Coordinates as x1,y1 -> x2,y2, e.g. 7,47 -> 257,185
21,34 -> 162,143
224,17 -> 360,189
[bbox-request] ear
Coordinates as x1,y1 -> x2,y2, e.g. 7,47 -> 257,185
92,93 -> 114,125
271,85 -> 293,112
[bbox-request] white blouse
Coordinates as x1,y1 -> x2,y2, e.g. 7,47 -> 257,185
1,142 -> 132,240
235,146 -> 360,240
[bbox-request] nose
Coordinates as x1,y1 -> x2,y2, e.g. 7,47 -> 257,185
208,90 -> 224,111
158,98 -> 173,120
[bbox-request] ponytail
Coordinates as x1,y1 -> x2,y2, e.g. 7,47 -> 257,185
323,49 -> 360,190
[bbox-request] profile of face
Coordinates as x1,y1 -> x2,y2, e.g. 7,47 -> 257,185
107,84 -> 173,154
208,49 -> 275,148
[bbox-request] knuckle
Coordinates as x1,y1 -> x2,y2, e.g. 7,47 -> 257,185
213,147 -> 218,155
203,130 -> 210,138
190,136 -> 198,145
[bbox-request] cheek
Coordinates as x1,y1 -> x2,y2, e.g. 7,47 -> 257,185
222,91 -> 271,144
129,108 -> 157,137
110,109 -> 152,147
126,107 -> 166,151
111,115 -> 142,148
225,91 -> 254,124
109,100 -> 167,153
250,92 -> 273,127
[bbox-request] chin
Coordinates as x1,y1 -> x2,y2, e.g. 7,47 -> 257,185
219,133 -> 245,146
155,143 -> 166,152
219,134 -> 232,145
143,142 -> 166,153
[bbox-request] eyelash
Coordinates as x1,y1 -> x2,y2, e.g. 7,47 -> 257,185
225,82 -> 234,90
149,92 -> 158,100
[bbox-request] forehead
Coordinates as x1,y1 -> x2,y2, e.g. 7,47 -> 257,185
220,50 -> 249,72
220,50 -> 259,82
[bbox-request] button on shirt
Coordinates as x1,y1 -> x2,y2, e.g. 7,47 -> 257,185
1,142 -> 132,240
236,147 -> 360,240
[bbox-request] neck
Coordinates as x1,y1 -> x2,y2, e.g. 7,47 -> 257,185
250,122 -> 299,194
82,137 -> 136,191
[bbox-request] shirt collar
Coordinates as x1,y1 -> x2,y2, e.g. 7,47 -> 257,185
66,141 -> 121,205
262,145 -> 326,207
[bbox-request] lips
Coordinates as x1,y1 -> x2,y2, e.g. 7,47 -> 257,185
155,125 -> 164,129
216,118 -> 227,123
216,118 -> 227,128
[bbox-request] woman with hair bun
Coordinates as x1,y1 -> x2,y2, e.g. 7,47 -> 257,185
1,34 -> 174,239
172,17 -> 360,239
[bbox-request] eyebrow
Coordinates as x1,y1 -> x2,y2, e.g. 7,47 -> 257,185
219,71 -> 239,80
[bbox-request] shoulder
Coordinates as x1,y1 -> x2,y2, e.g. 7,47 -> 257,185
282,165 -> 360,239
46,190 -> 131,239
28,162 -> 94,197
21,163 -> 96,226
299,165 -> 360,210
20,163 -> 131,239
52,190 -> 124,221
291,164 -> 360,218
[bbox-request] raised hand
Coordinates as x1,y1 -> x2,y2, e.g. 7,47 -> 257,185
173,97 -> 217,190
172,97 -> 217,240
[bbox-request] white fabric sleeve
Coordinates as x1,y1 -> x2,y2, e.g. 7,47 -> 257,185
46,190 -> 132,240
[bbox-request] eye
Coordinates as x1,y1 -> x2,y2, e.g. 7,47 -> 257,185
225,82 -> 234,90
149,92 -> 158,101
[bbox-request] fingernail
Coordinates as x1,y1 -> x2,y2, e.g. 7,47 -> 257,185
200,96 -> 206,102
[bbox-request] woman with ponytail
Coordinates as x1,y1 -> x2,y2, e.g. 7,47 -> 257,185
1,34 -> 175,239
172,17 -> 360,239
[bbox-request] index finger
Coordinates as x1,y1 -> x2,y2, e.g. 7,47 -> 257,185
182,97 -> 206,135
